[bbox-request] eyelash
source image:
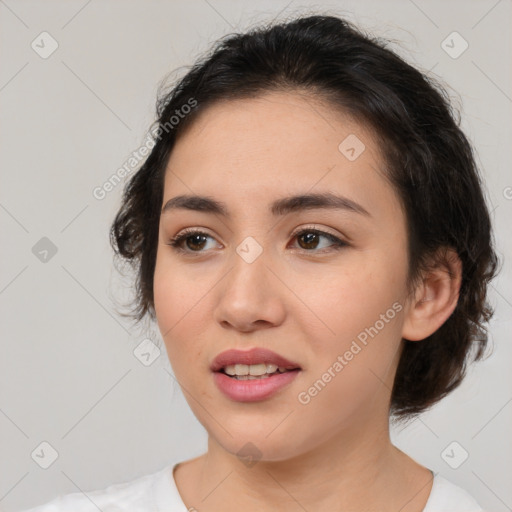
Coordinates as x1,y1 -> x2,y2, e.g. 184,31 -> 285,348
166,225 -> 348,255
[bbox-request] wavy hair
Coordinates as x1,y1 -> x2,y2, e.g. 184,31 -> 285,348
110,14 -> 499,418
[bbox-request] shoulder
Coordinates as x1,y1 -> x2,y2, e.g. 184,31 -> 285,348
20,465 -> 173,512
424,473 -> 485,512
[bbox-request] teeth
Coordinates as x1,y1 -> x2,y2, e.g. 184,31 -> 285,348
223,363 -> 281,376
232,374 -> 272,380
234,364 -> 249,375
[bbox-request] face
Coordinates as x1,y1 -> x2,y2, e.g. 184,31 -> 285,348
153,91 -> 412,461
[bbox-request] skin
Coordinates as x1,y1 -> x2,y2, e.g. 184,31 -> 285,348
153,91 -> 462,511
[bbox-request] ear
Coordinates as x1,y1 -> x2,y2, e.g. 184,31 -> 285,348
402,248 -> 462,341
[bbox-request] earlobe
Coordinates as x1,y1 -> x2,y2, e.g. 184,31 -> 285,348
401,248 -> 462,342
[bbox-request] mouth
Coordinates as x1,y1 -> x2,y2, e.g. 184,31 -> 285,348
218,363 -> 300,380
210,347 -> 302,374
210,347 -> 302,402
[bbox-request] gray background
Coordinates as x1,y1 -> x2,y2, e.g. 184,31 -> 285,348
1,1 -> 511,510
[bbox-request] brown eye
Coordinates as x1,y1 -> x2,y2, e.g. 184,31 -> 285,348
183,234 -> 208,251
292,229 -> 348,252
297,232 -> 321,250
167,230 -> 216,253
167,227 -> 348,255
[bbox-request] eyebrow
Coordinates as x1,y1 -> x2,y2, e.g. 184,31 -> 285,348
161,192 -> 371,218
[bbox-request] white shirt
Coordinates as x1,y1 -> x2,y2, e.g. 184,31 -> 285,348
22,461 -> 484,512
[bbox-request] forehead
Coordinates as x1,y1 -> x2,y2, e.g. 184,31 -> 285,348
163,91 -> 402,221
173,91 -> 377,161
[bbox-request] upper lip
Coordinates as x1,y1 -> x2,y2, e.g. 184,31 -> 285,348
211,348 -> 301,372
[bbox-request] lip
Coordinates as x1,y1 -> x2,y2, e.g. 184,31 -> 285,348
210,347 -> 301,373
213,370 -> 300,402
210,347 -> 302,403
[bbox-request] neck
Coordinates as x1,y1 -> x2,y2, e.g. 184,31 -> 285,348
180,416 -> 431,512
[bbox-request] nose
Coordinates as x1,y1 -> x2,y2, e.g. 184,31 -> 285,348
213,246 -> 286,333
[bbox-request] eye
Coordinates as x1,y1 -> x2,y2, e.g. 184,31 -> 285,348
166,225 -> 348,255
167,228 -> 219,253
289,226 -> 348,252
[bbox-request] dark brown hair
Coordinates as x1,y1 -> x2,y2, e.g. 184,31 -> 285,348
110,14 -> 499,419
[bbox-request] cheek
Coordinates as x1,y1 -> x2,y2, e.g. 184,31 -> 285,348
297,249 -> 407,405
153,258 -> 207,371
295,279 -> 405,427
303,252 -> 406,345
154,247 -> 203,324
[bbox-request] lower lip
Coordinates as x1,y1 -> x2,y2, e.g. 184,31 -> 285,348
213,370 -> 300,402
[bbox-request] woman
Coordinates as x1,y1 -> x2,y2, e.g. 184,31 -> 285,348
24,13 -> 498,512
